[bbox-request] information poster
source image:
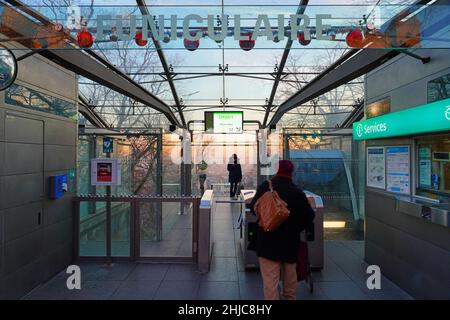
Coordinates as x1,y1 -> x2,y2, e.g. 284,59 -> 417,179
419,147 -> 432,188
91,158 -> 121,186
386,146 -> 410,194
367,147 -> 386,189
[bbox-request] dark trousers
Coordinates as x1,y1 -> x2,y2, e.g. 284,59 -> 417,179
230,182 -> 238,197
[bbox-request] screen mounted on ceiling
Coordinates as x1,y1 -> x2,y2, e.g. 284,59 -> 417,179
205,111 -> 243,133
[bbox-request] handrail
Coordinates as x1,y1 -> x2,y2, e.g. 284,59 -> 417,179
76,194 -> 199,202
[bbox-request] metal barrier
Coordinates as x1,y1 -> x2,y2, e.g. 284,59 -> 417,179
74,195 -> 200,265
198,190 -> 214,272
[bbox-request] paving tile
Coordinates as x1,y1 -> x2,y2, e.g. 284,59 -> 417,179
110,280 -> 161,300
359,275 -> 413,300
213,223 -> 234,234
317,281 -> 370,300
238,271 -> 263,286
82,262 -> 136,281
201,257 -> 238,282
340,241 -> 365,259
213,230 -> 235,241
154,281 -> 200,300
127,264 -> 170,281
140,241 -> 183,257
68,280 -> 122,300
23,276 -> 73,300
164,264 -> 202,281
312,256 -> 351,282
197,281 -> 240,300
239,283 -> 264,300
297,281 -> 329,300
213,241 -> 236,257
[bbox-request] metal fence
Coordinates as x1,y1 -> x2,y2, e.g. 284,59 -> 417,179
74,195 -> 200,263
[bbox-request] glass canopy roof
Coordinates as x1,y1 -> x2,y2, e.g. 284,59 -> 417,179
15,0 -> 450,129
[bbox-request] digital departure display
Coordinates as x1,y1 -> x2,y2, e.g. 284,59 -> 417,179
205,111 -> 243,133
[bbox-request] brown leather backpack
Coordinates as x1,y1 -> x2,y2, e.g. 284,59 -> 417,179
254,180 -> 290,232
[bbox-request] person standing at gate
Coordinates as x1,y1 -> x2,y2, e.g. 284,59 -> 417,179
249,160 -> 315,300
227,154 -> 242,199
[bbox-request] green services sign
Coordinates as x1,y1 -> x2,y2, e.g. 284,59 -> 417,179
353,98 -> 450,140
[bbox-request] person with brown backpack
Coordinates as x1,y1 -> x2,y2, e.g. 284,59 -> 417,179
249,160 -> 315,300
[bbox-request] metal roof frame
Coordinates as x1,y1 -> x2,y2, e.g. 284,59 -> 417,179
136,0 -> 186,128
263,0 -> 309,127
268,0 -> 441,127
2,0 -> 181,127
2,0 -> 444,130
78,95 -> 110,129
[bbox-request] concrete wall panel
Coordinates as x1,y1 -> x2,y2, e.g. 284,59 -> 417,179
3,202 -> 42,243
3,143 -> 43,175
4,114 -> 43,144
44,145 -> 76,172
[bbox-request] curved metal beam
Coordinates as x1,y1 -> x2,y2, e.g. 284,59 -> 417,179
263,0 -> 310,127
136,0 -> 186,128
1,0 -> 181,127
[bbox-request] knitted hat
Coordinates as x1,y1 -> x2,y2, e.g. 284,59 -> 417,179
276,160 -> 294,178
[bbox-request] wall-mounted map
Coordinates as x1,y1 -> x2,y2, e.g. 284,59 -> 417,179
367,147 -> 386,189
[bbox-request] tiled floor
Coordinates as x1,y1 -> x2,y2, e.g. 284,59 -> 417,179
23,200 -> 412,300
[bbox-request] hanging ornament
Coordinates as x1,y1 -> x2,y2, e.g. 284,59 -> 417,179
53,23 -> 64,33
76,29 -> 94,48
239,33 -> 255,51
298,32 -> 311,46
328,30 -> 336,41
273,33 -> 280,43
184,32 -> 200,51
363,32 -> 389,49
162,32 -> 171,44
345,29 -> 364,48
135,31 -> 148,46
109,26 -> 118,41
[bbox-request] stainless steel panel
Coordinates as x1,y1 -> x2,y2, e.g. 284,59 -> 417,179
0,259 -> 42,300
0,244 -> 4,279
44,145 -> 76,171
39,244 -> 72,281
367,191 -> 450,251
42,219 -> 72,252
366,216 -> 450,288
4,114 -> 44,144
3,229 -> 43,275
0,173 -> 44,210
17,55 -> 77,101
430,208 -> 450,227
43,197 -> 73,226
395,199 -> 424,219
0,142 -> 4,176
366,239 -> 450,299
45,120 -> 77,146
0,210 -> 3,247
0,108 -> 4,141
366,49 -> 450,109
3,202 -> 42,243
3,143 -> 43,175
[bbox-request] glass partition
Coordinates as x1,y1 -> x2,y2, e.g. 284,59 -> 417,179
139,200 -> 193,258
285,129 -> 364,240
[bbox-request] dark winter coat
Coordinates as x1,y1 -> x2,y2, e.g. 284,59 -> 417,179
227,163 -> 242,183
249,175 -> 315,263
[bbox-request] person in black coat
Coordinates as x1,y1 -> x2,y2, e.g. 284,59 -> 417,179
249,160 -> 315,300
227,154 -> 242,198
